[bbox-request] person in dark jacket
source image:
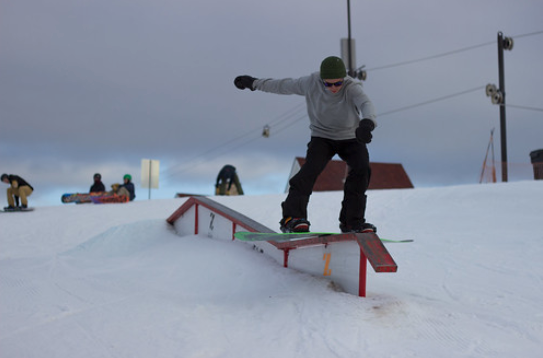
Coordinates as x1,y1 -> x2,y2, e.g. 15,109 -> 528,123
119,174 -> 136,201
1,173 -> 34,209
215,165 -> 244,195
90,173 -> 106,193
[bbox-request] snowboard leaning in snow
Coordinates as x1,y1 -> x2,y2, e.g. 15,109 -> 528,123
90,194 -> 129,204
61,192 -> 107,204
233,231 -> 413,243
1,207 -> 35,213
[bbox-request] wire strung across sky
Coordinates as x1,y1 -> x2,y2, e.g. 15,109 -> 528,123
163,103 -> 307,180
377,86 -> 485,117
163,30 -> 543,180
362,29 -> 543,72
502,104 -> 543,113
364,43 -> 494,72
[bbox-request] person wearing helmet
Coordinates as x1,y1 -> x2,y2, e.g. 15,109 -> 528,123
119,174 -> 136,201
90,173 -> 106,193
1,173 -> 34,210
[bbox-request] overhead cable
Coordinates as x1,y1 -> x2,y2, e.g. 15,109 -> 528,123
502,104 -> 543,112
365,43 -> 494,72
364,30 -> 543,72
163,102 -> 306,179
377,86 -> 485,117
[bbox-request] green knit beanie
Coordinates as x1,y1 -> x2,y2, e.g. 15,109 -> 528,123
320,56 -> 347,79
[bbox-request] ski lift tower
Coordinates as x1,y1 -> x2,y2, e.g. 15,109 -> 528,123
485,32 -> 513,182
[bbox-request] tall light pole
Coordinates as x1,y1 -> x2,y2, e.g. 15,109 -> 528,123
341,0 -> 366,80
346,0 -> 353,76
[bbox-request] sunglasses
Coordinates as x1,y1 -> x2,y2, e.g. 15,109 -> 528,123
322,80 -> 344,88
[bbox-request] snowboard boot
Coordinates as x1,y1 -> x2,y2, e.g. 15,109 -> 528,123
340,222 -> 377,234
280,217 -> 310,233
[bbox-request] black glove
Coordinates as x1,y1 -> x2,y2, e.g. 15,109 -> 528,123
234,75 -> 256,91
355,119 -> 375,144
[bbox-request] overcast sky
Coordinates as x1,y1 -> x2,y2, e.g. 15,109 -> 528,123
1,0 -> 542,206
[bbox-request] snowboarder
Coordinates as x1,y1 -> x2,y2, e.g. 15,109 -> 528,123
90,173 -> 106,193
1,173 -> 34,210
215,165 -> 244,195
234,56 -> 377,233
119,174 -> 136,201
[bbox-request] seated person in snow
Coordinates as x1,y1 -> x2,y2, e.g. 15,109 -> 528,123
1,173 -> 34,210
108,183 -> 128,198
90,173 -> 106,193
215,165 -> 244,196
107,174 -> 135,201
119,174 -> 136,201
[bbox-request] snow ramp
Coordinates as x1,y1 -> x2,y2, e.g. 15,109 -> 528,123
166,197 -> 398,297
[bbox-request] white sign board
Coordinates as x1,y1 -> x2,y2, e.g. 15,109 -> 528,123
141,159 -> 159,189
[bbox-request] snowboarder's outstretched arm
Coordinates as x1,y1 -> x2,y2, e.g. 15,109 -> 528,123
234,75 -> 309,96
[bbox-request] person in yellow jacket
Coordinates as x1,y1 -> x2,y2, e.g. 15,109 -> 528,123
1,174 -> 34,210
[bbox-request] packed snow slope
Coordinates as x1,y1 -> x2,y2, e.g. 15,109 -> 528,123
1,181 -> 542,358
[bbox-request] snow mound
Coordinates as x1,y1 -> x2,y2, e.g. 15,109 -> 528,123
62,219 -> 172,258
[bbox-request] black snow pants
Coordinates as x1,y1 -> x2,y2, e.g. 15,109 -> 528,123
281,137 -> 371,227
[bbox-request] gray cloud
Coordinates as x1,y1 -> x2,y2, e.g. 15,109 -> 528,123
1,0 -> 542,206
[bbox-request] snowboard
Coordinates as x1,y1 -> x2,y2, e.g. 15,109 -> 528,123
234,231 -> 413,243
90,194 -> 129,204
61,192 -> 107,204
1,207 -> 35,213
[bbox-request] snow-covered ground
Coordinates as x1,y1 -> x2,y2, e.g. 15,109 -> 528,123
1,181 -> 542,357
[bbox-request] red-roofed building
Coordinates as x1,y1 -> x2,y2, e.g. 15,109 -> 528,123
286,157 -> 413,192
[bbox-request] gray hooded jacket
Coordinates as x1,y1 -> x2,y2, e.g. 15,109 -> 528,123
253,73 -> 376,140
